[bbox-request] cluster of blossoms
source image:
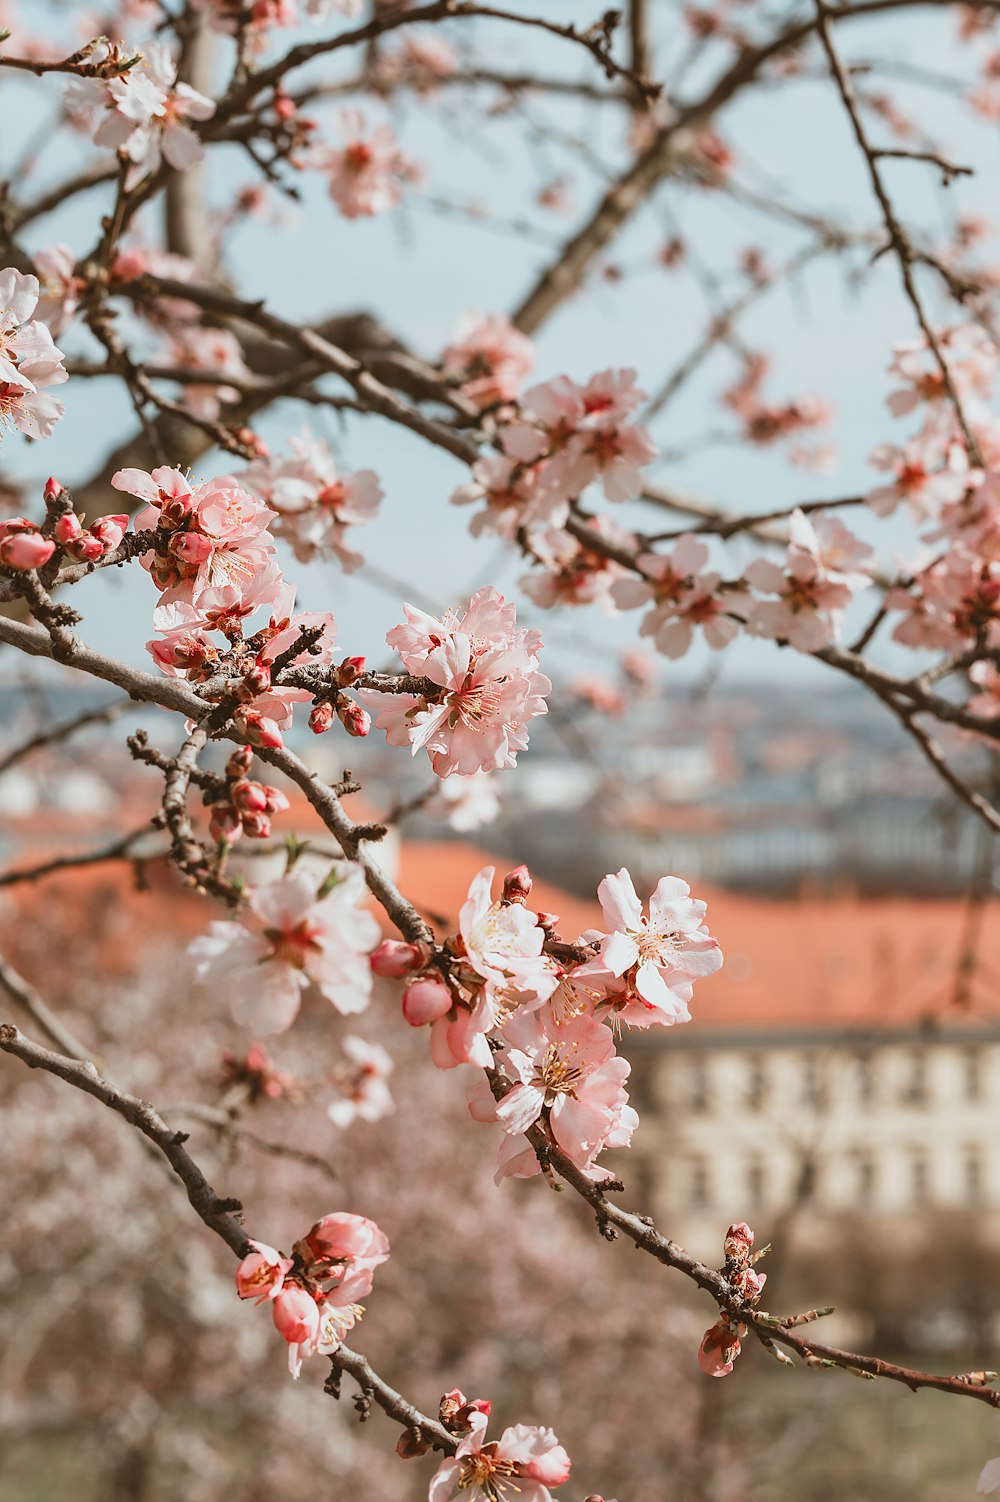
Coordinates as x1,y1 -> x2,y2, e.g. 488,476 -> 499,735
440,313 -> 535,410
236,1211 -> 388,1378
0,268 -> 68,440
362,587 -> 551,778
206,745 -> 291,845
67,40 -> 215,187
192,0 -> 362,51
326,1034 -> 394,1128
451,367 -> 657,539
416,1395 -> 571,1502
697,1222 -> 767,1378
112,464 -> 369,749
242,428 -> 383,570
720,351 -> 832,469
0,476 -> 126,570
371,863 -> 721,1183
190,866 -> 380,1035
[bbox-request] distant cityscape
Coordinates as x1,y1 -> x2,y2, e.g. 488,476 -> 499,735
0,673 -> 995,898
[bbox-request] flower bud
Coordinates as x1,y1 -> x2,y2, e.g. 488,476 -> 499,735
535,911 -> 560,932
66,533 -> 105,563
338,699 -> 371,738
231,778 -> 269,814
209,804 -> 242,845
240,811 -> 271,840
159,494 -> 194,528
239,662 -> 272,701
724,1222 -> 754,1263
401,976 -> 452,1027
52,513 -> 83,544
226,746 -> 255,781
263,787 -> 290,815
241,712 -> 283,750
502,864 -> 532,903
309,700 -> 334,735
336,655 -> 366,686
0,528 -> 56,570
90,513 -> 129,551
370,939 -> 424,978
272,1284 -> 320,1345
43,476 -> 66,505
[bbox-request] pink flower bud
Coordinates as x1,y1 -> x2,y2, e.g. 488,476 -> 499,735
733,1267 -> 766,1302
0,529 -> 56,570
230,778 -> 269,814
226,746 -> 255,780
438,1389 -> 468,1424
209,804 -> 242,845
336,655 -> 366,686
52,513 -> 83,544
338,700 -> 371,738
66,533 -> 105,563
238,660 -> 270,699
502,864 -> 532,903
535,911 -> 560,932
169,530 -> 214,564
275,91 -> 297,122
240,811 -> 272,840
370,939 -> 424,978
309,700 -> 334,735
43,476 -> 65,505
401,976 -> 452,1026
272,1284 -> 320,1345
241,712 -> 284,749
263,787 -> 290,815
90,513 -> 129,551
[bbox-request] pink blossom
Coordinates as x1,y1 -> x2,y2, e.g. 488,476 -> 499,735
521,519 -> 632,612
428,771 -> 502,832
34,244 -> 83,337
451,452 -> 555,540
868,440 -> 970,521
0,267 -> 68,440
363,588 -> 550,777
442,312 -> 535,408
166,325 -> 252,420
272,1283 -> 320,1347
509,369 -> 657,504
236,1240 -> 293,1304
327,1034 -> 394,1128
300,1211 -> 390,1304
458,865 -> 555,1009
83,42 -> 215,187
612,534 -> 743,659
323,110 -> 416,218
697,1318 -> 742,1377
189,866 -> 379,1034
474,1010 -> 636,1178
742,510 -> 869,652
242,428 -> 382,569
429,1412 -> 571,1502
583,867 -> 721,1022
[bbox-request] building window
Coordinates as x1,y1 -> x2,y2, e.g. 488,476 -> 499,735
689,1159 -> 711,1208
745,1056 -> 766,1113
746,1161 -> 765,1208
966,1151 -> 983,1206
857,1157 -> 875,1209
689,1057 -> 709,1114
902,1049 -> 926,1106
965,1047 -> 983,1101
855,1053 -> 874,1107
911,1157 -> 928,1207
801,1053 -> 825,1110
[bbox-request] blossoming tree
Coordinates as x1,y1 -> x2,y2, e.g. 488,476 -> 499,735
5,0 -> 1000,1495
